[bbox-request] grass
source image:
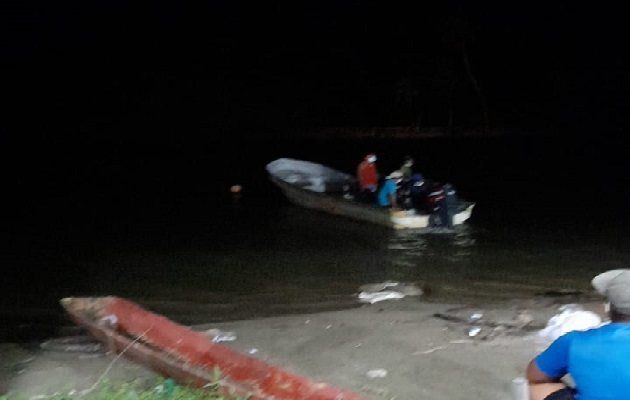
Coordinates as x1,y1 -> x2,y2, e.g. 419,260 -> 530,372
1,377 -> 248,400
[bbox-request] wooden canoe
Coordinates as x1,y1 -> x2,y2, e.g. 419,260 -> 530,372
60,296 -> 365,400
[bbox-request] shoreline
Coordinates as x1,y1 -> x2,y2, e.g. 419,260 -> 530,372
1,296 -> 605,399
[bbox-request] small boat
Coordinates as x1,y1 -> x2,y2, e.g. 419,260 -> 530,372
266,158 -> 475,229
60,296 -> 365,400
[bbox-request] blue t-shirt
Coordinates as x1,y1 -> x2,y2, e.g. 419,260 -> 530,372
534,323 -> 630,400
377,179 -> 397,206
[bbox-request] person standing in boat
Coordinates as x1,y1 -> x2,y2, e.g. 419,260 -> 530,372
400,155 -> 414,180
408,173 -> 427,211
357,153 -> 379,203
398,156 -> 417,209
377,170 -> 403,210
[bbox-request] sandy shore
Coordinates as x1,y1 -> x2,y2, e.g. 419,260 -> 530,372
1,296 -> 604,399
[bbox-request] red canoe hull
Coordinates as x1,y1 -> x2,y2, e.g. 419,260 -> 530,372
60,297 -> 365,400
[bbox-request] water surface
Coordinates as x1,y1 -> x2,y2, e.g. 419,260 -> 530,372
4,134 -> 629,338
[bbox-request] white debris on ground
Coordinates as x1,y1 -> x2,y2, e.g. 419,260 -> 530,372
538,304 -> 603,342
204,328 -> 237,343
432,301 -> 603,343
358,291 -> 406,304
366,368 -> 388,378
357,281 -> 423,304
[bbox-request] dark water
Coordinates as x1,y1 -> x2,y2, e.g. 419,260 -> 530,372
3,134 -> 630,339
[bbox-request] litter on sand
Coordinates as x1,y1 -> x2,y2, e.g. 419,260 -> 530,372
538,304 -> 603,341
358,291 -> 406,304
366,369 -> 388,378
358,281 -> 423,304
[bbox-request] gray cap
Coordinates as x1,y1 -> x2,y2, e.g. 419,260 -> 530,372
592,269 -> 630,314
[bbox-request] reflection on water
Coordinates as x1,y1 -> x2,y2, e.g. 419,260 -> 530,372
387,225 -> 476,253
374,217 -> 630,304
385,225 -> 477,278
382,234 -> 492,300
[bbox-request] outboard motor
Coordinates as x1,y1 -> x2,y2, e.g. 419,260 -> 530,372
425,183 -> 445,212
442,183 -> 458,228
426,183 -> 450,228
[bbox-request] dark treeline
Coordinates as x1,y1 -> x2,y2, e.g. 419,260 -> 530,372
3,2 -> 628,140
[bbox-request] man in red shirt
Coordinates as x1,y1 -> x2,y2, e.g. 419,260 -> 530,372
357,153 -> 378,202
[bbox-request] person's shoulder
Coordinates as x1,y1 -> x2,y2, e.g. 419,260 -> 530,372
565,322 -> 629,340
595,322 -> 630,332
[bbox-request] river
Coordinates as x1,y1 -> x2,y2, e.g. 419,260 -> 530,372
3,133 -> 629,340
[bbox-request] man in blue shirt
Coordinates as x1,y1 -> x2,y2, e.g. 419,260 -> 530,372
377,170 -> 403,209
526,269 -> 630,400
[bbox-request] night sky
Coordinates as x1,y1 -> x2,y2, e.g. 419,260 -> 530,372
2,1 -> 629,142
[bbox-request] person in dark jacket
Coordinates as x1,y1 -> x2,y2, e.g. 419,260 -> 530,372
406,173 -> 427,212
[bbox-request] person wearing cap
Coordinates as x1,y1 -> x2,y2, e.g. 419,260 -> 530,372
357,154 -> 378,191
526,269 -> 630,400
357,154 -> 379,203
408,173 -> 428,211
377,170 -> 403,209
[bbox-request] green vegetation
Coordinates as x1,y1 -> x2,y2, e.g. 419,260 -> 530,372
1,377 -> 247,400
